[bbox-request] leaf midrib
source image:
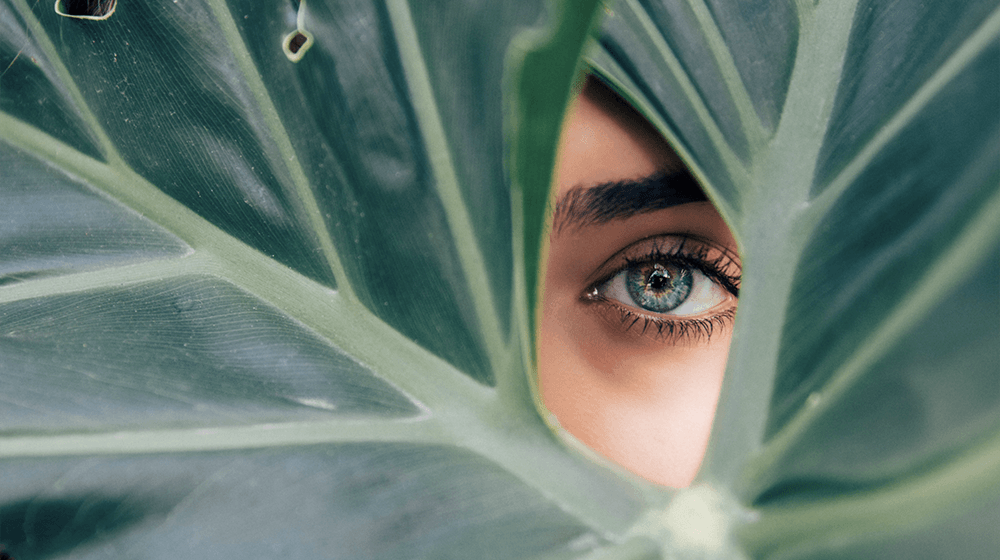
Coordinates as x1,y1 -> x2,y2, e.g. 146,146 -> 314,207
701,0 -> 860,485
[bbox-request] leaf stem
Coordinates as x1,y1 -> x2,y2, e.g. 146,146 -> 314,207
700,0 -> 860,486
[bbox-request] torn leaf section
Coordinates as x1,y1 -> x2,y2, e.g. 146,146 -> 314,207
54,0 -> 116,20
34,0 -> 340,288
283,30 -> 313,62
0,276 -> 421,432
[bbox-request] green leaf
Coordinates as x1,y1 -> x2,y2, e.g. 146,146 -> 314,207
590,0 -> 999,556
2,0 -> 997,558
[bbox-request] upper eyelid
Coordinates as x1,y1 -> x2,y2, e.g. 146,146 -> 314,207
585,233 -> 742,289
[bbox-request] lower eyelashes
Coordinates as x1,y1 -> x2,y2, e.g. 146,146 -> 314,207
587,297 -> 737,343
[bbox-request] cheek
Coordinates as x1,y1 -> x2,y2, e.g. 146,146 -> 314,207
537,296 -> 731,487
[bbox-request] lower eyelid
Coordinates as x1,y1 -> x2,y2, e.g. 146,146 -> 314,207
584,295 -> 737,344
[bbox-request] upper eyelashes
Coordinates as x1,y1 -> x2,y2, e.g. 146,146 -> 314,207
598,261 -> 730,316
581,234 -> 741,342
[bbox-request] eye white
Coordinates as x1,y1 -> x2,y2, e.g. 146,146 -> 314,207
600,265 -> 730,316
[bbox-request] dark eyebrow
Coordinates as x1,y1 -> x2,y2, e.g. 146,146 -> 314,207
551,170 -> 706,233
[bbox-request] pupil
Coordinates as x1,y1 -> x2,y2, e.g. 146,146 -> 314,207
648,270 -> 671,291
625,262 -> 693,313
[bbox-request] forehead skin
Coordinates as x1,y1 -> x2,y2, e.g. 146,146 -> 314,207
555,79 -> 686,196
539,78 -> 734,487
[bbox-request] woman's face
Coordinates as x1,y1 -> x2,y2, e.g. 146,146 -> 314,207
538,78 -> 741,487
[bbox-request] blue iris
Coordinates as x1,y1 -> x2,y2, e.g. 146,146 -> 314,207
625,263 -> 692,313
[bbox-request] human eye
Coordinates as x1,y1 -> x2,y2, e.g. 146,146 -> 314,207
582,235 -> 741,342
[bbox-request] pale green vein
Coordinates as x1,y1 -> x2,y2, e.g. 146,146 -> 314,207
742,185 -> 1000,496
383,0 -> 507,379
685,0 -> 767,147
762,0 -> 858,203
741,427 -> 1000,557
793,0 -> 814,18
701,0 -> 860,485
808,5 -> 1000,222
8,0 -> 124,167
0,254 -> 200,306
0,114 -> 491,413
618,0 -> 748,182
204,0 -> 355,301
0,417 -> 445,458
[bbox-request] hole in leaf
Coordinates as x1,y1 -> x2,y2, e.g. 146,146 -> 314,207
288,32 -> 308,54
282,29 -> 313,62
55,0 -> 116,20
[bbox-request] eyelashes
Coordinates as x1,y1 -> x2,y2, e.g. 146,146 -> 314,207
581,234 -> 741,343
595,303 -> 737,343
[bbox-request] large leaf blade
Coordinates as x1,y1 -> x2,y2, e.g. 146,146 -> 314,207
2,0 -> 998,556
1,1 -> 651,557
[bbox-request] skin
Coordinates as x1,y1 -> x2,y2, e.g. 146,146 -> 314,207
538,78 -> 740,487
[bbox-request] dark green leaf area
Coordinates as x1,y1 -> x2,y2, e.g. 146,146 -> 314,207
594,15 -> 741,212
2,444 -> 596,560
701,0 -> 797,132
0,276 -> 418,431
606,0 -> 750,161
761,253 -> 999,502
0,145 -> 189,284
814,0 -> 999,193
771,47 -> 1000,436
0,493 -> 176,560
232,0 -> 508,384
32,1 -> 338,287
0,2 -> 103,161
405,0 -> 546,339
